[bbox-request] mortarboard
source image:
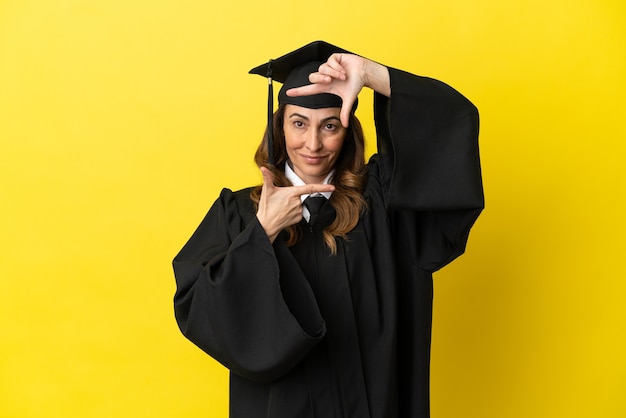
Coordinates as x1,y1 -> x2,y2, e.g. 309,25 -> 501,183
249,41 -> 357,165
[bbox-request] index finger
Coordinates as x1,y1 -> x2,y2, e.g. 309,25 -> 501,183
286,83 -> 328,98
339,97 -> 355,128
290,183 -> 336,196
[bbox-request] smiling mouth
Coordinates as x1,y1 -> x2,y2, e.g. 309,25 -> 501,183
301,155 -> 326,164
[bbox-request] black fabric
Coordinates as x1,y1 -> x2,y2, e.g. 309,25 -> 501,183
277,62 -> 345,110
173,67 -> 484,418
303,195 -> 328,226
249,41 -> 353,84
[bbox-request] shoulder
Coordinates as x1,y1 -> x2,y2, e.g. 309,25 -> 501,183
219,186 -> 255,200
216,186 -> 257,221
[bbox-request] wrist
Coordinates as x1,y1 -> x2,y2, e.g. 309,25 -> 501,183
256,214 -> 279,244
363,59 -> 391,97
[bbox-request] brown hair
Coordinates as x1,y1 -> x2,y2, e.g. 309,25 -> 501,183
250,104 -> 367,254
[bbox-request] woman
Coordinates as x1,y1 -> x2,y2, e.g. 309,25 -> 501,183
173,41 -> 483,418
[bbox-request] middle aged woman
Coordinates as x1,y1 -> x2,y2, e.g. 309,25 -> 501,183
173,41 -> 484,418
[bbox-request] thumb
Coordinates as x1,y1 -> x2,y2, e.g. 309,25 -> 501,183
260,166 -> 275,191
340,98 -> 355,128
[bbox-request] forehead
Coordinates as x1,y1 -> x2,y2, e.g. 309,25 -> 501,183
284,104 -> 341,119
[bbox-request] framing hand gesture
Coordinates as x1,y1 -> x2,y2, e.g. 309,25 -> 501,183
256,167 -> 335,243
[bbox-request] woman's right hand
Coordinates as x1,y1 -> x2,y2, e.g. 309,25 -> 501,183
256,167 -> 335,243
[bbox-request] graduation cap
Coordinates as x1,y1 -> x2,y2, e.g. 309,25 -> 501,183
249,41 -> 357,165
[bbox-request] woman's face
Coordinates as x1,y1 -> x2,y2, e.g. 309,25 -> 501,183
282,104 -> 346,184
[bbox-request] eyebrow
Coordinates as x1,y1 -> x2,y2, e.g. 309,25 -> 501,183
288,113 -> 342,124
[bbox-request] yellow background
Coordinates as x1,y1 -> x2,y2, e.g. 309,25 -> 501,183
1,0 -> 625,417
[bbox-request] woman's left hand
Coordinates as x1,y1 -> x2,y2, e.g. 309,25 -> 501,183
286,54 -> 390,128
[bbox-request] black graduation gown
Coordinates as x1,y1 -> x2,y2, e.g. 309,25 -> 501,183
173,68 -> 484,418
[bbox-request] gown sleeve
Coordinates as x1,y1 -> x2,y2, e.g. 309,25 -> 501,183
172,188 -> 326,383
370,67 -> 484,272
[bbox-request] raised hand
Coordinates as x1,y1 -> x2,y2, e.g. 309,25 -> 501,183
286,54 -> 390,128
256,167 -> 335,243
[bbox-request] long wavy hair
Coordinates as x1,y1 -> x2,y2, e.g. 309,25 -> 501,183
250,104 -> 367,254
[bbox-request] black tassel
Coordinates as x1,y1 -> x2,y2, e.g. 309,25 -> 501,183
266,59 -> 274,166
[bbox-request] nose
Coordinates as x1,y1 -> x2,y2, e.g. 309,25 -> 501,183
304,129 -> 322,152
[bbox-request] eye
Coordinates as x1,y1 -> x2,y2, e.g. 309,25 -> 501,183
293,120 -> 305,128
324,123 -> 337,131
